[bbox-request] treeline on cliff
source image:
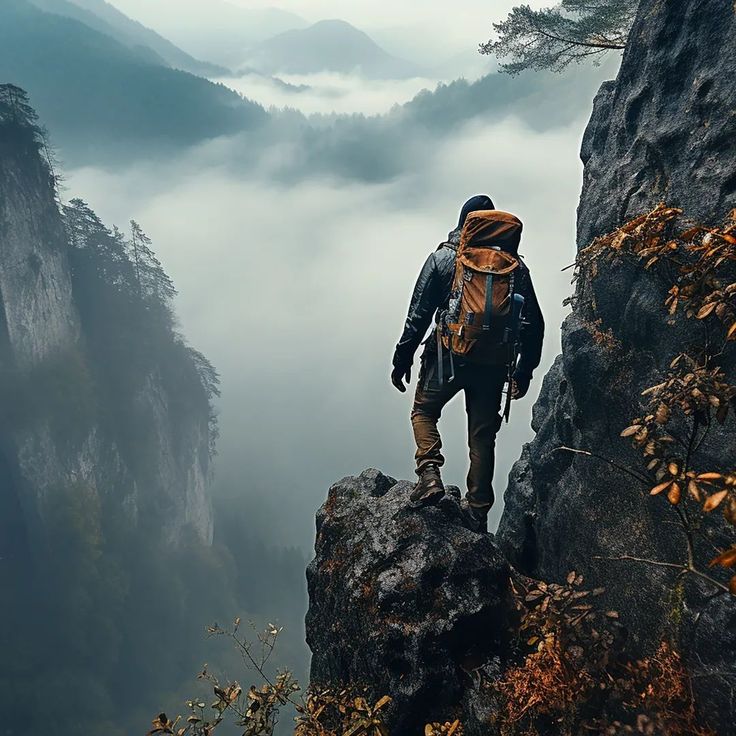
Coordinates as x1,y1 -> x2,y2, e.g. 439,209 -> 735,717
0,86 -> 307,736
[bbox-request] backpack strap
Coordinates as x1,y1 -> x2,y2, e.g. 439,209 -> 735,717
482,274 -> 494,330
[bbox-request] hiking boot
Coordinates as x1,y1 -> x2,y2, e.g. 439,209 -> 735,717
465,506 -> 489,534
410,464 -> 445,508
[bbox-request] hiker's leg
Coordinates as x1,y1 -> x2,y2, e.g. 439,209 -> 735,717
411,356 -> 462,475
463,365 -> 507,512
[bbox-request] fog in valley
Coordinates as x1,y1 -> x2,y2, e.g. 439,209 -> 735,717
67,69 -> 611,551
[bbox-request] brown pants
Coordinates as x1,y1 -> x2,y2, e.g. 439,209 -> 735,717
411,353 -> 507,511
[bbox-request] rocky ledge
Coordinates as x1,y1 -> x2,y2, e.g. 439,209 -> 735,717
306,469 -> 510,734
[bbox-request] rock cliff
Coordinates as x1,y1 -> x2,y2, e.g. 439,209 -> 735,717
0,97 -> 214,563
307,0 -> 735,733
306,470 -> 510,734
498,0 -> 735,731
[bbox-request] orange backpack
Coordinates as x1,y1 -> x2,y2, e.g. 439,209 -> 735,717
438,210 -> 525,370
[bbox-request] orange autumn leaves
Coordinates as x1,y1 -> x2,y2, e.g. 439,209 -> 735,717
597,206 -> 736,596
577,203 -> 736,343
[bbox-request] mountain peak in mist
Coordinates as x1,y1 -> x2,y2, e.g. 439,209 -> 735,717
243,18 -> 423,79
28,0 -> 227,76
103,0 -> 308,69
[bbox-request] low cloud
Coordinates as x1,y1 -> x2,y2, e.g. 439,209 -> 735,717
215,71 -> 469,116
67,109 -> 586,549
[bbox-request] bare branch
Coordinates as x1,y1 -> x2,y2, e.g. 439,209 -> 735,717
595,555 -> 732,596
555,445 -> 651,485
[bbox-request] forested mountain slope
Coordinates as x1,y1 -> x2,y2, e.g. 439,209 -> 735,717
0,86 -> 305,736
28,0 -> 226,76
0,0 -> 266,165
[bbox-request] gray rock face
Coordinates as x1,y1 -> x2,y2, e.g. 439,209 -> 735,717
306,469 -> 509,735
0,126 -> 213,550
498,0 -> 736,732
0,125 -> 79,368
577,0 -> 736,245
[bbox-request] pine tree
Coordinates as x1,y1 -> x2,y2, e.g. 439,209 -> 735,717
187,348 -> 221,402
64,199 -> 135,292
129,220 -> 177,306
0,83 -> 39,128
481,0 -> 638,74
187,347 -> 221,456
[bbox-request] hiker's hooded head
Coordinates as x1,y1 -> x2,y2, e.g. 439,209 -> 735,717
457,195 -> 495,229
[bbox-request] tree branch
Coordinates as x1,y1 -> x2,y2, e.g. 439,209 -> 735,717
594,555 -> 731,595
555,445 -> 650,485
529,23 -> 625,50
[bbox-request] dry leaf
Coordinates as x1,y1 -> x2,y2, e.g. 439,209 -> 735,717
709,546 -> 736,568
696,302 -> 717,319
650,481 -> 672,496
704,490 -> 728,512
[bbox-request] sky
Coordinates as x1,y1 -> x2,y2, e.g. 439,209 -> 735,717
109,0 -> 551,66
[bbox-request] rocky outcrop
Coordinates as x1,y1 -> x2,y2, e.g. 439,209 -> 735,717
498,0 -> 736,733
306,469 -> 510,735
576,0 -> 736,246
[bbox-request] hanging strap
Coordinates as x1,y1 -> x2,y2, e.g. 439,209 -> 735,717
503,273 -> 516,343
482,273 -> 494,330
434,320 -> 456,386
436,326 -> 444,385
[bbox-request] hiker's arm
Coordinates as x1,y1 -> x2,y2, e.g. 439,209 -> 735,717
516,269 -> 545,381
393,254 -> 442,370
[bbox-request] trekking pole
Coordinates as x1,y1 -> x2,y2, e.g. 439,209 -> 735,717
503,365 -> 513,423
504,293 -> 526,423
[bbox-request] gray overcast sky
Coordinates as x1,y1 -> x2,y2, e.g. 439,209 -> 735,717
228,0 -> 548,33
110,0 -> 550,62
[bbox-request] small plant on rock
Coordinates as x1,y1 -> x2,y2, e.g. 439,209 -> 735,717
567,205 -> 736,595
494,574 -> 714,736
148,620 -> 463,736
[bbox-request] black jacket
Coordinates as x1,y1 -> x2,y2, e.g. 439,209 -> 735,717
393,228 -> 545,378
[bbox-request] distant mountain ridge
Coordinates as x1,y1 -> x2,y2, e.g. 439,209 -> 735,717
0,0 -> 267,165
107,0 -> 309,69
28,0 -> 227,76
243,19 -> 424,79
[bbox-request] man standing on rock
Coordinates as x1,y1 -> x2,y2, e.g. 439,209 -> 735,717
391,195 -> 544,533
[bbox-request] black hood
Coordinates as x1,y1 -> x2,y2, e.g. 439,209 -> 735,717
457,195 -> 495,229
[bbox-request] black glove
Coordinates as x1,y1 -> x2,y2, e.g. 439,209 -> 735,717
511,370 -> 531,399
391,364 -> 412,393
